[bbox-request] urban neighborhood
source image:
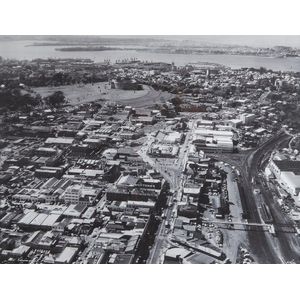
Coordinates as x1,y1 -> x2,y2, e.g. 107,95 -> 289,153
1,36 -> 300,264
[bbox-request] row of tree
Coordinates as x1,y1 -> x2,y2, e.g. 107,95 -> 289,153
0,89 -> 66,111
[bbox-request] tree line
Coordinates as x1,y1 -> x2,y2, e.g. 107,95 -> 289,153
0,88 -> 67,111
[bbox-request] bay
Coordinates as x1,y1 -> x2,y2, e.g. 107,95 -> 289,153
1,40 -> 300,72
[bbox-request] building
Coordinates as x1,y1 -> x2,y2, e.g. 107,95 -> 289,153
45,137 -> 74,146
131,116 -> 155,125
18,211 -> 61,230
269,160 -> 300,200
239,113 -> 256,125
55,246 -> 79,264
192,128 -> 234,152
159,131 -> 184,144
149,144 -> 179,157
62,185 -> 100,205
35,166 -> 64,178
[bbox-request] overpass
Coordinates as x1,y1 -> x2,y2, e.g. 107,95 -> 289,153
202,219 -> 277,235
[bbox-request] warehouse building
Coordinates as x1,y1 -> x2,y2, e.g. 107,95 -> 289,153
270,159 -> 300,204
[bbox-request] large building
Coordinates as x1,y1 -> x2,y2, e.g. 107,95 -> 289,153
149,144 -> 179,157
192,128 -> 234,152
270,159 -> 300,203
45,137 -> 75,146
62,185 -> 100,205
156,131 -> 184,144
106,174 -> 165,204
239,113 -> 256,125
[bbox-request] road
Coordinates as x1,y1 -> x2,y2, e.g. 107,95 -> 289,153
137,135 -> 175,264
114,86 -> 173,108
140,120 -> 196,263
147,203 -> 174,264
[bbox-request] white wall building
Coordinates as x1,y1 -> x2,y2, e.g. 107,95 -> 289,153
62,185 -> 100,205
269,159 -> 300,203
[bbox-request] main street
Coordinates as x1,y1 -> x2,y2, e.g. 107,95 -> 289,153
137,135 -> 176,264
140,120 -> 196,263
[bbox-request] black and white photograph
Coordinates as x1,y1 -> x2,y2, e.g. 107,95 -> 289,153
2,34 -> 300,265
1,0 -> 300,299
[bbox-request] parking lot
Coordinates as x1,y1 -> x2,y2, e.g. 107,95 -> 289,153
203,163 -> 250,262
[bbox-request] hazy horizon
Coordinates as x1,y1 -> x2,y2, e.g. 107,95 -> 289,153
1,35 -> 300,48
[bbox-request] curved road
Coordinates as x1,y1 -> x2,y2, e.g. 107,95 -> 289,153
115,86 -> 174,108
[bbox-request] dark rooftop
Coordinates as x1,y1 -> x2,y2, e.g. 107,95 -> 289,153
273,160 -> 300,174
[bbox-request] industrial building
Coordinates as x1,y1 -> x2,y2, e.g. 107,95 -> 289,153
270,159 -> 300,203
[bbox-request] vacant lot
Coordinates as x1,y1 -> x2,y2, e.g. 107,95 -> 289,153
32,82 -> 173,108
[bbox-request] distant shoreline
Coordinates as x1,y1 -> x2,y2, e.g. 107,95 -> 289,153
55,46 -> 125,52
23,42 -> 300,58
1,40 -> 300,71
54,46 -> 300,58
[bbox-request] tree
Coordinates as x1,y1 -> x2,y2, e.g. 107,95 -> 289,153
0,88 -> 40,110
45,91 -> 66,107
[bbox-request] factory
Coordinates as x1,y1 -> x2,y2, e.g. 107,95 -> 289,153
269,159 -> 300,204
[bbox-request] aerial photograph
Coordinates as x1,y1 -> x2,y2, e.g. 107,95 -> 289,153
1,34 -> 300,264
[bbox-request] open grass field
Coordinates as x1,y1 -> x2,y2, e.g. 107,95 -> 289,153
32,82 -> 173,108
